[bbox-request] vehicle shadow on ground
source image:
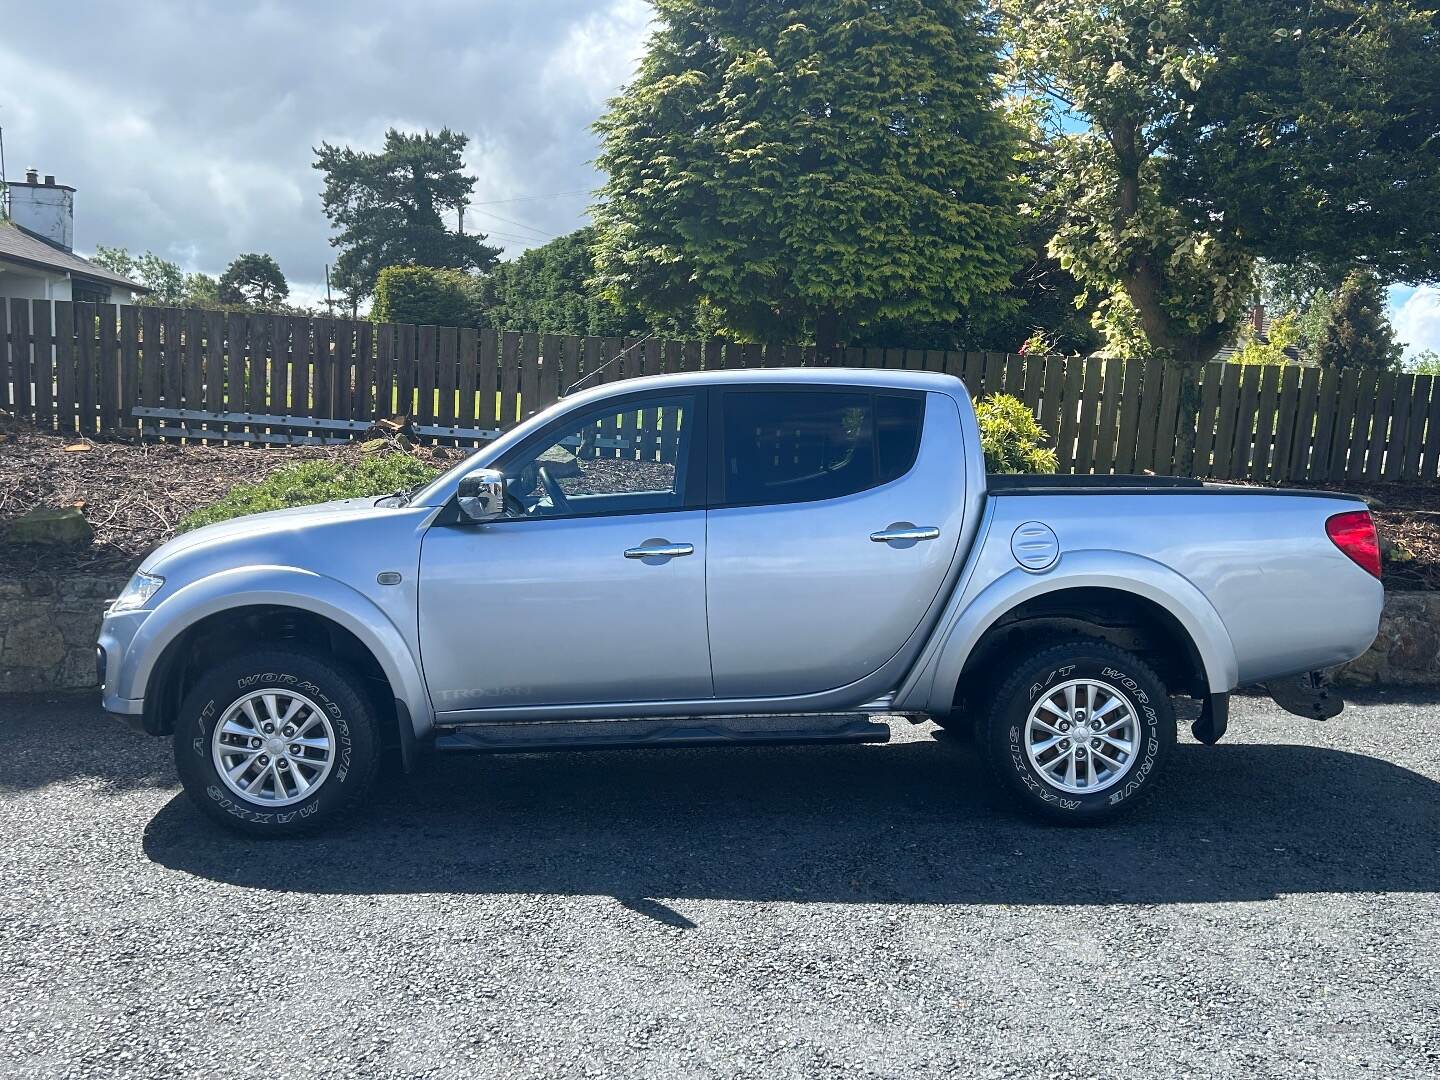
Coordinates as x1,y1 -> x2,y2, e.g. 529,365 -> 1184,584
142,733 -> 1440,908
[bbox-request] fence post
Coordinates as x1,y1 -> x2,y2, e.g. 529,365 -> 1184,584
118,305 -> 139,435
97,304 -> 119,432
53,302 -> 74,432
16,300 -> 40,426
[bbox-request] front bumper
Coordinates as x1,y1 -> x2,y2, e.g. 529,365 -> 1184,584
97,608 -> 149,718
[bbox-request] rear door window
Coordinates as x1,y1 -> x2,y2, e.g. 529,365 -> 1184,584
719,389 -> 924,507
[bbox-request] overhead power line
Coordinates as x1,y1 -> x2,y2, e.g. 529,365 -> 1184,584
468,189 -> 592,206
481,230 -> 550,245
469,208 -> 555,240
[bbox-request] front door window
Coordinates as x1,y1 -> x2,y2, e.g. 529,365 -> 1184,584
503,395 -> 695,519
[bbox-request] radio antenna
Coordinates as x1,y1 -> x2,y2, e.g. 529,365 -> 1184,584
562,332 -> 655,397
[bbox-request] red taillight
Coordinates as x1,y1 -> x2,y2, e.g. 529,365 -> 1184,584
1326,510 -> 1382,579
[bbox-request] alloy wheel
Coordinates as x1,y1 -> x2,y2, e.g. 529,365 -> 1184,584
210,689 -> 336,807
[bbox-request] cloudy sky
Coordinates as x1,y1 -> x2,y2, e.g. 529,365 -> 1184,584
3,0 -> 1435,357
1,0 -> 652,307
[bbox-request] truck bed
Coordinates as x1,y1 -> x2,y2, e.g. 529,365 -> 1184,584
988,474 -> 1203,493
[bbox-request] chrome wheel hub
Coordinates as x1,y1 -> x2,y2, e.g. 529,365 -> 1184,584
211,689 -> 335,807
1024,678 -> 1140,795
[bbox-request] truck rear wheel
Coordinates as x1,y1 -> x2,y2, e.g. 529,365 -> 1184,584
173,649 -> 382,836
981,640 -> 1174,824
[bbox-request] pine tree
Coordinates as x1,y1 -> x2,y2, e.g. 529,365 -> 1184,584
1315,271 -> 1403,370
218,253 -> 289,308
314,129 -> 500,301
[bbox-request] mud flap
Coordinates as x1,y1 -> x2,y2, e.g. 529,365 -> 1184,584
1191,693 -> 1229,745
1264,671 -> 1344,721
394,698 -> 434,773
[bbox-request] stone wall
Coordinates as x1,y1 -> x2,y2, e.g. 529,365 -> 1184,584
0,572 -> 1434,695
1332,591 -> 1440,688
0,574 -> 130,694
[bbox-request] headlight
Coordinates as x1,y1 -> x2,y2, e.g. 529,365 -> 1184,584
111,571 -> 164,613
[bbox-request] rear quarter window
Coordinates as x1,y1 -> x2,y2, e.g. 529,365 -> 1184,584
719,389 -> 925,507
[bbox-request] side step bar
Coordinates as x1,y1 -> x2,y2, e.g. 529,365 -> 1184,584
434,713 -> 892,754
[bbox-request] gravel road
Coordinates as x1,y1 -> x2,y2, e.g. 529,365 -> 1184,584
2,691 -> 1438,1079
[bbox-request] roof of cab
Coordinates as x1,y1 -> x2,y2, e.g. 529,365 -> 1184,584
565,365 -> 969,407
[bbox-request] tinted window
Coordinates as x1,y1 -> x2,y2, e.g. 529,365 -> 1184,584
877,394 -> 924,483
721,390 -> 924,506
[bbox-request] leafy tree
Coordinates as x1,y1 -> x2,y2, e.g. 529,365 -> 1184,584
1408,349 -> 1440,376
593,0 -> 1023,353
218,253 -> 289,307
88,246 -> 131,276
1253,260 -> 1341,361
1004,0 -> 1440,367
372,265 -> 482,327
314,128 -> 501,301
184,272 -> 221,308
91,245 -> 142,283
92,246 -> 186,304
1168,0 -> 1440,285
91,246 -> 222,308
1315,270 -> 1404,370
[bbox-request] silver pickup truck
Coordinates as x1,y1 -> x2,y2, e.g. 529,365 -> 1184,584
98,368 -> 1384,834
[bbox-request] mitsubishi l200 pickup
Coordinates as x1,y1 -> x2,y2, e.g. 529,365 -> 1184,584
97,369 -> 1384,833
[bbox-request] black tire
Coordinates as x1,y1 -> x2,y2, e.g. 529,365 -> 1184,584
173,649 -> 382,836
981,640 -> 1175,824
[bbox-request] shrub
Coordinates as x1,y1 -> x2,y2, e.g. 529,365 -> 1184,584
974,393 -> 1058,474
180,453 -> 440,532
372,265 -> 481,327
1232,311 -> 1299,366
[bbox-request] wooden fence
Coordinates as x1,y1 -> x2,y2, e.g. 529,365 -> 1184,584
4,298 -> 1439,484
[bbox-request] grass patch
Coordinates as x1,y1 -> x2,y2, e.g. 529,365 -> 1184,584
179,453 -> 441,532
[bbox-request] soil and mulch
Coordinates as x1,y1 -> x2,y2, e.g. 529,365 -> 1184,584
0,421 -> 458,577
3,422 -> 1438,590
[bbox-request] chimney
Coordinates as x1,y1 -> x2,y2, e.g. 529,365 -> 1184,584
8,168 -> 76,252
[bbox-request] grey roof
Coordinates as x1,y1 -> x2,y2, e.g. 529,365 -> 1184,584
0,220 -> 148,292
555,366 -> 967,415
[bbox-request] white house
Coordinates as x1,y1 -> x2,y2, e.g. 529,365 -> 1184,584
0,168 -> 146,305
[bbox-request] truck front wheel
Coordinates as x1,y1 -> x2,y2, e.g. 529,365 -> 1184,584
981,640 -> 1175,824
173,649 -> 382,836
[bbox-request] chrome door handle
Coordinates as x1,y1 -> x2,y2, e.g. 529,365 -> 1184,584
870,526 -> 940,543
624,541 -> 695,560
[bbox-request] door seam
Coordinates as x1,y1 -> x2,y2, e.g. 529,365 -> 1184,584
702,509 -> 716,696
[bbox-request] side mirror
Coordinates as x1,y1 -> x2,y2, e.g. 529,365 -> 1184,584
457,468 -> 506,523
